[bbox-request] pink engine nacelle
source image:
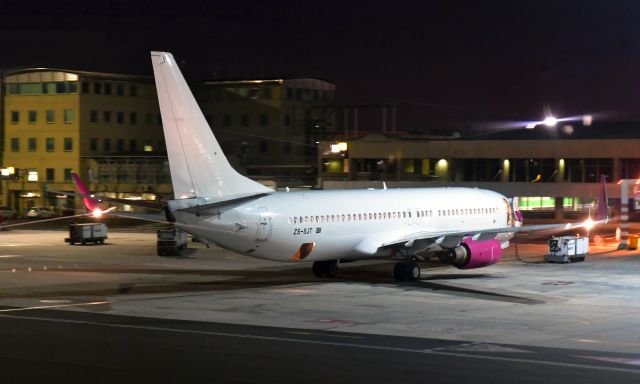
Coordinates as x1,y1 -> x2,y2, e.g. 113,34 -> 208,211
449,237 -> 504,270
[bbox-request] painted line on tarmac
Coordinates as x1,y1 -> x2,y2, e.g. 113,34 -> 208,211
0,301 -> 109,312
0,311 -> 639,374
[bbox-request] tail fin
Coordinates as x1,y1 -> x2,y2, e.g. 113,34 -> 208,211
72,172 -> 97,211
150,51 -> 272,199
597,174 -> 608,223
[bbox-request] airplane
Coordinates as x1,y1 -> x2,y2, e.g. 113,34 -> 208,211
73,51 -> 609,281
72,172 -> 116,218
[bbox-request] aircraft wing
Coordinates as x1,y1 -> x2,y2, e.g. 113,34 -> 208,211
46,189 -> 164,210
355,219 -> 603,257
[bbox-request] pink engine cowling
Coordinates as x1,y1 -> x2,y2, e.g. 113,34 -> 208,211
451,237 -> 504,270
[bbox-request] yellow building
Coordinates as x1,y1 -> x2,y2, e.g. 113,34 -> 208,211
2,68 -> 170,215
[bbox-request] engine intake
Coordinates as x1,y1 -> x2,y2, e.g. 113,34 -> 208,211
448,237 -> 503,269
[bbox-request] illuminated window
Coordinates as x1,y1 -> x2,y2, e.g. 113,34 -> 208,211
27,170 -> 38,182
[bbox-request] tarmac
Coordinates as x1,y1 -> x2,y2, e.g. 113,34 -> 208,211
0,219 -> 639,382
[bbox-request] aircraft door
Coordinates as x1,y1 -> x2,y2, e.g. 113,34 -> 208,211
256,207 -> 272,242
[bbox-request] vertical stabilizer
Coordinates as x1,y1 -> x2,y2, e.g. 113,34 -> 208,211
150,51 -> 272,199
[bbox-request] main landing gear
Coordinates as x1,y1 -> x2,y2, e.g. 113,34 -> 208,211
393,260 -> 421,281
312,260 -> 339,278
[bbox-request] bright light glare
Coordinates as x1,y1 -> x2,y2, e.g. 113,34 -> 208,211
583,217 -> 595,231
525,123 -> 536,129
543,116 -> 558,127
92,208 -> 103,218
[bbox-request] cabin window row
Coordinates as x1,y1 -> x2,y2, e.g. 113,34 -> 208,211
288,207 -> 498,225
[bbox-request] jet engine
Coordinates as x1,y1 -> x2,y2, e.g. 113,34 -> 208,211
446,237 -> 503,270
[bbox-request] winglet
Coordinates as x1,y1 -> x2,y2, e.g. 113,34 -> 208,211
72,172 -> 96,211
597,174 -> 608,223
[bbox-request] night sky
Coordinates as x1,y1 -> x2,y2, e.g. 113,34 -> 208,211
2,0 -> 640,132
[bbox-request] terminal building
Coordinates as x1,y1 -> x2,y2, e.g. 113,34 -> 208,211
195,78 -> 336,186
319,121 -> 640,218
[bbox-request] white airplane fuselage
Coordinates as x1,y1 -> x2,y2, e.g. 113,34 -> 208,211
173,187 -> 512,262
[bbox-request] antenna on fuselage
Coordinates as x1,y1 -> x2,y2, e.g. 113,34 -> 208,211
382,182 -> 387,190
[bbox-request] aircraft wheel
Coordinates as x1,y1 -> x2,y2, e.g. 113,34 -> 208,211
406,261 -> 421,281
312,260 -> 339,278
325,260 -> 339,278
312,261 -> 326,277
393,262 -> 407,281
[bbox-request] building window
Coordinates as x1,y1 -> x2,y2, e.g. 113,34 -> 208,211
104,138 -> 111,151
11,138 -> 19,152
64,109 -> 74,123
116,139 -> 124,151
64,168 -> 72,182
223,115 -> 231,127
46,168 -> 55,182
90,110 -> 98,123
286,88 -> 293,99
129,112 -> 137,125
28,138 -> 36,152
241,114 -> 250,126
28,110 -> 37,123
11,111 -> 19,124
260,113 -> 269,126
129,139 -> 137,151
260,140 -> 268,153
90,138 -> 98,151
46,138 -> 55,152
64,138 -> 73,152
104,83 -> 112,95
116,83 -> 124,96
27,170 -> 38,182
46,110 -> 55,123
94,82 -> 102,94
129,84 -> 137,97
103,111 -> 111,123
117,112 -> 124,124
82,82 -> 90,93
